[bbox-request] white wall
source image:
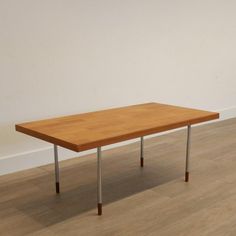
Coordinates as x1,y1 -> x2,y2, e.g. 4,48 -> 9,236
1,0 -> 236,175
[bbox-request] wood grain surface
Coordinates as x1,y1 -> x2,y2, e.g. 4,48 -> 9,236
15,103 -> 219,152
2,118 -> 236,236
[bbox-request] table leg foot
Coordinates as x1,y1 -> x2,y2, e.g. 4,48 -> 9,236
185,172 -> 189,182
98,203 -> 102,215
140,157 -> 144,167
56,182 -> 60,194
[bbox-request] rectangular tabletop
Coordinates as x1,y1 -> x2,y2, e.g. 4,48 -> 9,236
15,103 -> 219,152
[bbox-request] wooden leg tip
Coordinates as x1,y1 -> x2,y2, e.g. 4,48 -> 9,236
141,157 -> 144,167
56,182 -> 60,194
98,203 -> 102,215
185,172 -> 189,182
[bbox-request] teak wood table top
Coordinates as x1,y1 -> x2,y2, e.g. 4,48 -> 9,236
15,103 -> 219,152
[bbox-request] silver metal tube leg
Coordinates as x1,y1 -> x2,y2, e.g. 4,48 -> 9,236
54,145 -> 60,193
185,125 -> 191,182
140,137 -> 144,167
97,147 -> 102,215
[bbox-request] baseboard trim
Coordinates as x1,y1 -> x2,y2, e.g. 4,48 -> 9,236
1,106 -> 235,176
217,106 -> 236,120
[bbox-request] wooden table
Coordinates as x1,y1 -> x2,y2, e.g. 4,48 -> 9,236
15,103 -> 219,215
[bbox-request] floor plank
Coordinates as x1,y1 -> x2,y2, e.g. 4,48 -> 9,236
0,118 -> 236,236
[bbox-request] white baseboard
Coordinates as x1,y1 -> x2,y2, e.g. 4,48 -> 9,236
1,106 -> 236,176
217,106 -> 236,120
0,140 -> 140,176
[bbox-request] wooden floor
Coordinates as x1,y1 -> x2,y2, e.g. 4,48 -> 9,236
1,118 -> 236,236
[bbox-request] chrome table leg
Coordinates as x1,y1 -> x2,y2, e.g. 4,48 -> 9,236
97,147 -> 102,215
140,136 -> 144,167
54,145 -> 60,193
185,125 -> 191,182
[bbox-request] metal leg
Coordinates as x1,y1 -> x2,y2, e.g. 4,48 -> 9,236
54,145 -> 60,193
97,147 -> 102,215
140,137 -> 144,167
185,125 -> 191,182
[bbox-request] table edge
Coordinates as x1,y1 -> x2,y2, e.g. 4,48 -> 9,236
15,112 -> 219,152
